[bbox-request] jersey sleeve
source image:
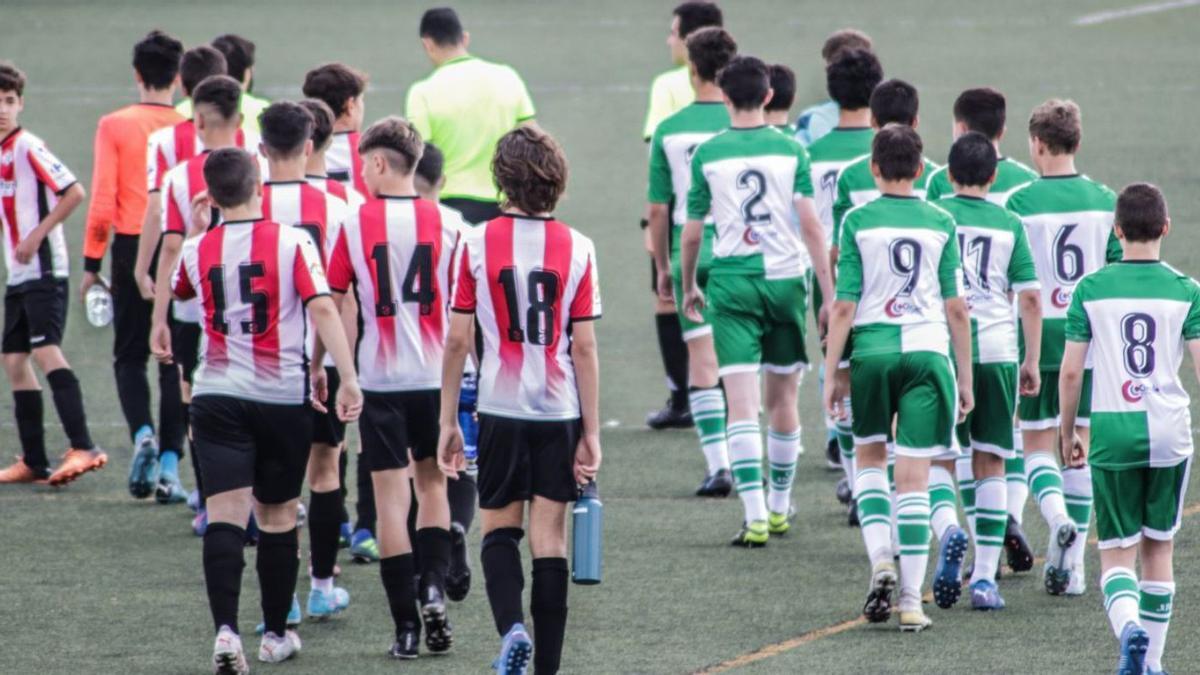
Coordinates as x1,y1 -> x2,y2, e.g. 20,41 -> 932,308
1184,279 -> 1200,341
83,116 -> 118,267
792,144 -> 814,199
405,84 -> 433,142
292,233 -> 331,303
1064,279 -> 1092,342
569,240 -> 602,321
1007,218 -> 1041,291
1105,227 -> 1122,264
938,222 -> 963,299
646,130 -> 673,204
924,169 -> 948,201
27,140 -> 77,194
451,239 -> 477,313
512,68 -> 536,122
162,178 -> 185,236
831,171 -> 853,245
146,132 -> 163,193
834,218 -> 863,301
685,151 -> 712,221
325,227 -> 354,293
172,245 -> 197,301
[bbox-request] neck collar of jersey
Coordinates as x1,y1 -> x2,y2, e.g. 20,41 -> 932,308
881,193 -> 918,200
730,124 -> 768,131
0,127 -> 22,147
138,102 -> 175,109
502,211 -> 553,221
1118,259 -> 1160,264
305,173 -> 328,180
954,194 -> 987,201
266,179 -> 307,186
1041,173 -> 1080,180
833,126 -> 872,132
222,218 -> 263,226
440,54 -> 475,69
378,194 -> 417,200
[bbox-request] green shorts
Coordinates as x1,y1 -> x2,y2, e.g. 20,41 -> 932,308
1092,459 -> 1191,549
707,273 -> 808,376
955,362 -> 1018,459
1018,369 -> 1092,430
670,226 -> 716,341
850,351 -> 958,459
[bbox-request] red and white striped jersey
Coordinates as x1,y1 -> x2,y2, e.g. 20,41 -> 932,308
261,180 -> 347,264
327,196 -> 461,392
0,128 -> 76,286
306,174 -> 365,211
160,152 -> 222,323
172,219 -> 330,405
452,215 -> 601,420
146,119 -> 257,192
325,131 -> 369,200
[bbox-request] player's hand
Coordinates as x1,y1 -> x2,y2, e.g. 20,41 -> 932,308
150,320 -> 173,364
309,368 -> 329,413
642,227 -> 654,255
817,301 -> 830,339
79,271 -> 102,303
824,367 -> 849,420
1019,359 -> 1041,397
189,191 -> 214,237
14,234 -> 42,265
1060,431 -> 1087,468
335,377 -> 362,423
136,273 -> 156,301
682,288 -> 706,324
574,431 -> 602,484
437,424 -> 466,479
656,269 -> 674,304
957,383 -> 975,423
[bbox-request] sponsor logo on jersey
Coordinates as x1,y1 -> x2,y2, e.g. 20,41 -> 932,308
0,150 -> 11,166
965,289 -> 989,310
1121,380 -> 1160,403
0,179 -> 13,197
743,227 -> 762,245
1051,287 -> 1073,309
884,297 -> 921,318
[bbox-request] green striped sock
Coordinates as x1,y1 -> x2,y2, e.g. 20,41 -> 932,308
896,492 -> 932,605
766,428 -> 801,514
855,468 -> 892,565
955,456 -> 977,539
1140,580 -> 1174,671
1005,445 -> 1028,524
689,388 -> 730,473
728,421 -> 766,523
971,477 -> 1007,583
1102,567 -> 1140,638
928,465 -> 959,542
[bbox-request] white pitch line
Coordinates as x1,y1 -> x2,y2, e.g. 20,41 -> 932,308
1075,0 -> 1200,25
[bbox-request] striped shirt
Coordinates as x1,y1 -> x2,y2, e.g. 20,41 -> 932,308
0,128 -> 77,286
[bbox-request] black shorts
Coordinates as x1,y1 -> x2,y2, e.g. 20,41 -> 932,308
649,256 -> 658,294
191,395 -> 313,504
3,279 -> 67,354
311,366 -> 347,446
477,414 -> 580,509
171,318 -> 202,384
359,390 -> 440,472
441,197 -> 501,225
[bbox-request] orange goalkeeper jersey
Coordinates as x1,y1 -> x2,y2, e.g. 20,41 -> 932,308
83,102 -> 182,271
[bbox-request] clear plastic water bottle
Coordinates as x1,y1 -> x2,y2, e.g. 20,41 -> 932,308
85,276 -> 113,328
572,481 -> 603,585
458,372 -> 479,476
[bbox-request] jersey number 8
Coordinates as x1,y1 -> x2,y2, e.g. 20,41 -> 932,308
1121,312 -> 1156,378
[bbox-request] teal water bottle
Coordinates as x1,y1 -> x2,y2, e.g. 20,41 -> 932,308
572,481 -> 603,585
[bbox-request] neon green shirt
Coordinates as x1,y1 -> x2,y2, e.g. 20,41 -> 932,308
643,66 -> 694,141
176,92 -> 270,134
405,54 -> 537,202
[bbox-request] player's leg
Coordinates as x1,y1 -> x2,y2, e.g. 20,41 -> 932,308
1019,370 -> 1077,594
351,446 -> 380,563
1094,464 -> 1149,674
1004,428 -> 1034,571
723,369 -> 767,546
154,316 -> 192,504
647,252 -> 691,429
929,455 -> 967,610
110,236 -> 160,497
964,363 -> 1018,607
1138,459 -> 1189,674
760,280 -> 808,534
447,370 -> 480,601
0,292 -> 52,482
305,365 -> 348,617
528,495 -> 570,675
409,390 -> 454,654
1063,370 -> 1095,595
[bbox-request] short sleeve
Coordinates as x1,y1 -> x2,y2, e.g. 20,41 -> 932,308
1064,280 -> 1092,342
1007,220 -> 1041,291
646,130 -> 673,204
834,217 -> 863,301
146,133 -> 162,193
1184,280 -> 1200,341
685,150 -> 711,221
451,241 -> 477,313
831,172 -> 853,245
643,75 -> 673,141
26,140 -> 77,194
792,144 -> 814,198
938,223 -> 963,299
162,180 -> 185,235
513,70 -> 536,122
1105,227 -> 1123,264
172,248 -> 196,301
292,234 -> 331,302
405,84 -> 433,142
569,243 -> 601,321
325,227 -> 354,293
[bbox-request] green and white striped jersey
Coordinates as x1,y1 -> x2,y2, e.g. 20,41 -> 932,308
836,195 -> 963,357
1065,261 -> 1200,469
832,154 -> 940,245
807,127 -> 873,246
687,126 -> 815,280
925,156 -> 1038,204
647,102 -> 729,229
1005,174 -> 1122,369
936,195 -> 1039,363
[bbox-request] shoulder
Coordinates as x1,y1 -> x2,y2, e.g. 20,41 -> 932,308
435,203 -> 467,230
1081,175 -> 1117,202
838,154 -> 872,180
1003,179 -> 1040,210
840,200 -> 874,228
923,199 -> 957,227
927,164 -> 949,183
1002,157 -> 1038,178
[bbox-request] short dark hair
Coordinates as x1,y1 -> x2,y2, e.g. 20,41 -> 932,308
415,143 -> 445,187
1029,99 -> 1081,155
212,34 -> 256,84
493,127 -> 568,215
0,62 -> 25,96
259,102 -> 314,159
826,48 -> 882,110
1116,182 -> 1168,243
132,30 -> 184,90
180,46 -> 227,97
302,63 -> 367,119
953,87 -> 1006,140
870,78 -> 919,127
191,75 -> 242,121
300,99 -> 336,151
822,28 -> 873,63
419,7 -> 465,46
686,27 -> 737,83
358,116 -> 423,174
203,148 -> 259,208
717,55 -> 770,111
947,131 -> 997,188
765,64 -> 795,113
674,1 -> 723,39
872,124 -> 923,181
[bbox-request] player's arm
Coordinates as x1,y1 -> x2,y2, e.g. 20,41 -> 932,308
308,294 -> 361,422
135,191 -> 164,300
940,227 -> 973,419
822,299 -> 856,420
1017,289 -> 1042,396
1188,339 -> 1200,388
829,175 -> 852,272
571,319 -> 601,483
438,243 -> 480,477
1057,342 -> 1088,467
16,182 -> 84,265
680,152 -> 710,321
646,130 -> 674,301
82,118 -> 118,295
793,154 -> 833,333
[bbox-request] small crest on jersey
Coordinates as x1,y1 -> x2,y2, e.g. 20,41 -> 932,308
965,289 -> 989,310
1121,380 -> 1159,403
884,297 -> 920,318
0,150 -> 12,166
1051,287 -> 1073,309
742,227 -> 762,246
0,179 -> 13,197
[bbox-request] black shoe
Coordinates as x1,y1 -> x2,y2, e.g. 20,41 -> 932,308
835,476 -> 852,505
446,522 -> 471,602
389,624 -> 420,660
645,402 -> 693,430
847,498 -> 860,527
1004,515 -> 1034,572
420,585 -> 453,654
695,468 -> 732,497
825,437 -> 841,470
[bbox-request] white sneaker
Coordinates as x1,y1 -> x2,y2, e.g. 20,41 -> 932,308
258,629 -> 301,663
212,626 -> 249,675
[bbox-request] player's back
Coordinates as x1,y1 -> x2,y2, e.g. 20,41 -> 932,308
648,102 -> 730,229
832,153 -> 939,244
147,119 -> 256,193
262,180 -> 347,264
1067,261 -> 1200,468
325,131 -> 368,199
925,156 -> 1037,204
327,196 -> 459,392
807,127 -> 873,242
453,215 -> 600,420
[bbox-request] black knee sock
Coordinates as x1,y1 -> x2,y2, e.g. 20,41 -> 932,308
203,523 -> 246,633
380,554 -> 420,636
416,527 -> 451,592
13,390 -> 47,471
183,403 -> 204,501
655,313 -> 689,410
157,361 -> 184,452
355,456 -> 376,534
308,489 -> 342,580
256,528 -> 300,636
113,361 -> 152,441
407,485 -> 421,571
46,369 -> 93,450
338,450 -> 349,524
481,527 -> 526,636
531,557 -> 570,674
448,473 -> 477,532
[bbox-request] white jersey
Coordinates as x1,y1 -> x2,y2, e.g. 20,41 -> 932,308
172,219 -> 329,405
325,131 -> 369,199
146,120 -> 257,192
327,196 -> 460,392
0,128 -> 75,287
452,215 -> 601,420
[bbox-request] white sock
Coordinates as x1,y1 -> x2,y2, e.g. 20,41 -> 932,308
766,427 -> 801,514
728,421 -> 767,523
312,575 -> 334,593
854,467 -> 893,567
690,388 -> 730,472
837,414 -> 855,485
1007,431 -> 1029,524
928,465 -> 960,542
1062,465 -> 1093,570
1102,567 -> 1141,638
954,455 -> 977,540
1140,580 -> 1175,671
970,477 -> 1007,584
887,444 -> 899,557
896,491 -> 932,609
1024,452 -> 1068,528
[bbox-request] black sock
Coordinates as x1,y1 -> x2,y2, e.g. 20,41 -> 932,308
113,360 -> 152,441
355,457 -> 376,534
203,523 -> 246,633
46,369 -> 93,450
416,527 -> 451,593
448,473 -> 477,532
183,403 -> 204,501
655,313 -> 689,409
13,390 -> 47,471
407,485 -> 421,572
256,528 -> 300,636
308,489 -> 342,580
532,557 -> 570,675
338,451 -> 349,524
380,554 -> 420,636
157,361 -> 185,452
481,527 -> 526,636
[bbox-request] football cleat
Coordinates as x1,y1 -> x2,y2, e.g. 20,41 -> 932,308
257,629 -> 301,664
1004,515 -> 1034,572
446,521 -> 471,602
255,595 -> 302,635
835,476 -> 852,505
339,522 -> 352,548
847,498 -> 860,527
969,579 -> 1006,610
192,509 -> 208,537
767,505 -> 796,535
0,457 -> 49,484
350,528 -> 380,563
898,607 -> 933,633
1043,520 -> 1077,596
127,429 -> 158,498
421,584 -> 453,653
211,625 -> 249,675
296,502 -> 307,528
645,401 -> 693,430
863,561 -> 897,623
306,586 -> 350,620
187,489 -> 202,513
824,436 -> 841,470
695,468 -> 732,497
389,624 -> 420,660
155,472 -> 187,504
730,520 -> 769,548
493,623 -> 533,675
933,525 -> 969,609
1116,621 -> 1149,675
49,448 -> 108,487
